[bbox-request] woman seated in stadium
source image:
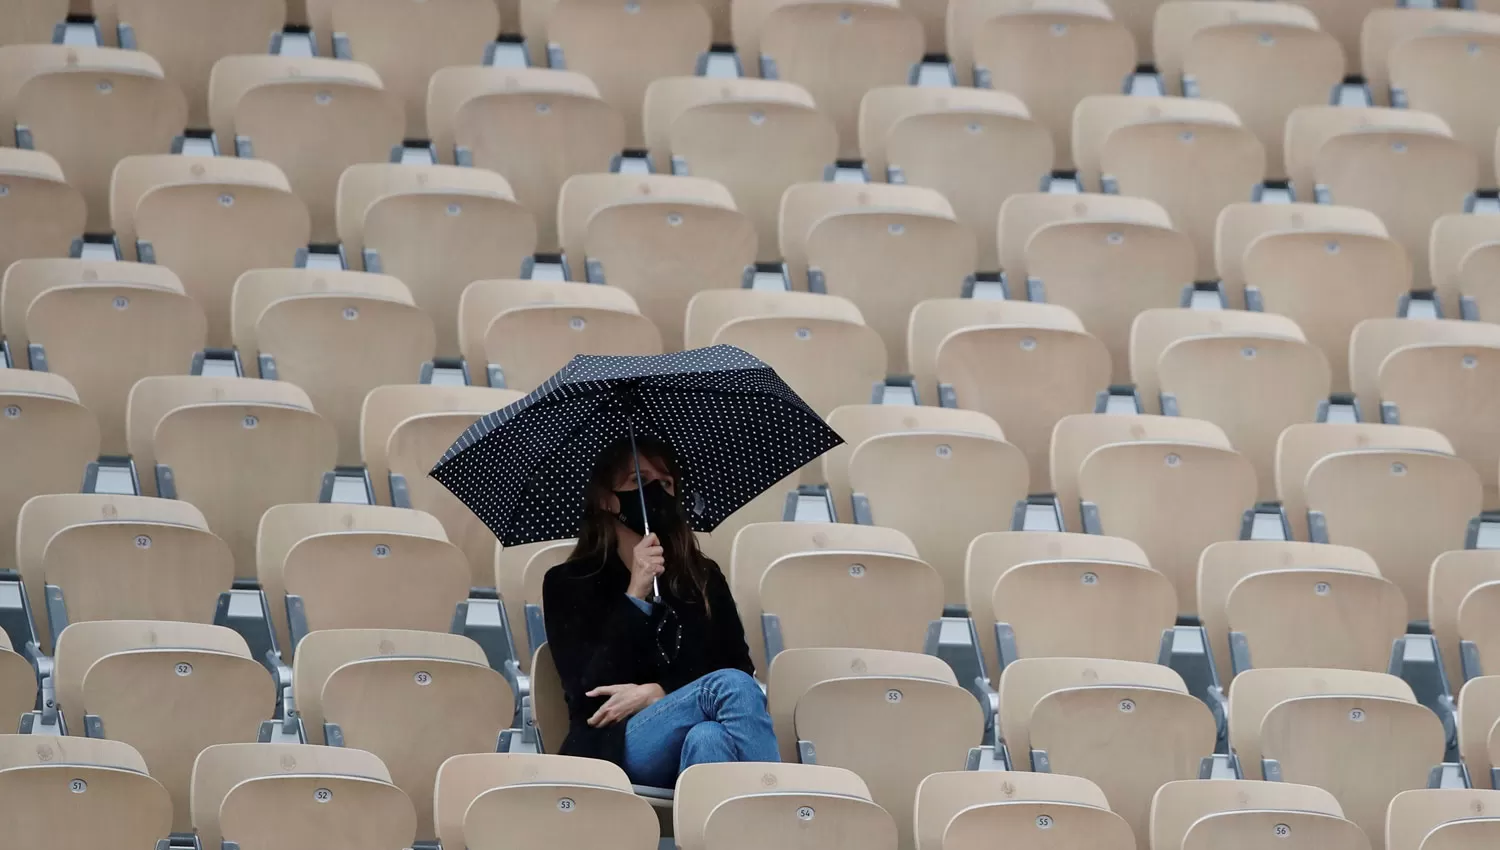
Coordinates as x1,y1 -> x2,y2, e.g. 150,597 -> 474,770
543,436 -> 779,786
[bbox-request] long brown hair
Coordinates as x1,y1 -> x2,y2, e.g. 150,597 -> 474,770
571,435 -> 716,615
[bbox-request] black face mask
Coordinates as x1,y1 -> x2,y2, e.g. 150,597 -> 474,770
615,479 -> 680,537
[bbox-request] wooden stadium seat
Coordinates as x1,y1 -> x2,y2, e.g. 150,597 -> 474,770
434,753 -> 635,850
857,85 -> 1028,185
244,280 -> 436,467
583,198 -> 757,350
1360,8 -> 1500,109
686,289 -> 863,351
0,733 -> 150,771
558,173 -> 736,278
1388,788 -> 1500,850
1390,31 -> 1500,188
0,150 -> 85,278
998,656 -> 1212,846
1157,334 -> 1331,500
1024,218 -> 1196,381
1263,694 -> 1444,849
544,0 -> 710,148
641,74 -> 813,167
1419,817 -> 1500,850
465,782 -> 659,850
915,771 -> 1110,850
207,54 -> 386,139
1241,231 -> 1412,395
484,304 -> 663,392
192,742 -> 393,849
1130,307 -> 1305,414
0,762 -> 172,847
1315,129 -> 1477,291
1071,94 -> 1240,191
944,798 -> 1134,850
457,279 -> 639,385
1186,810 -> 1370,850
1379,342 -> 1500,509
1433,215 -> 1500,318
678,764 -> 874,850
1051,413 -> 1230,534
0,46 -> 160,145
426,65 -> 599,163
1215,202 -> 1387,309
991,558 -> 1176,663
1460,583 -> 1500,679
337,164 -> 536,359
1,0 -> 67,47
849,431 -> 1029,608
220,773 -> 417,850
1153,1 -> 1321,95
42,519 -> 233,635
493,540 -> 571,668
1226,567 -> 1406,674
1305,449 -> 1481,616
1227,667 -> 1416,781
805,207 -> 977,371
111,0 -> 284,128
1459,676 -> 1500,789
1199,540 -> 1379,685
780,181 -> 954,289
20,277 -> 201,452
1101,118 -> 1265,280
966,531 -> 1147,686
1282,0 -> 1381,74
728,522 -> 917,677
969,3 -> 1135,170
1152,777 -> 1345,850
1078,440 -> 1256,616
54,619 -> 274,831
705,792 -> 896,850
112,151 -> 293,246
1433,552 -> 1500,697
822,405 -> 1003,518
938,324 -> 1110,492
258,503 -> 448,662
859,87 -> 1052,269
230,267 -> 412,369
1276,423 -> 1454,542
1282,105 -> 1451,201
908,299 -> 1083,403
760,550 -> 942,656
528,642 -> 567,752
387,412 -> 505,586
0,370 -> 100,574
996,191 -> 1172,287
329,0 -> 499,139
789,669 -> 982,849
0,632 -> 37,732
712,316 -> 885,416
299,629 -> 514,840
1453,240 -> 1500,322
359,383 -> 522,509
684,468 -> 800,563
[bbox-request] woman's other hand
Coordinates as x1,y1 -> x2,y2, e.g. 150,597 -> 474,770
585,682 -> 666,727
626,533 -> 665,599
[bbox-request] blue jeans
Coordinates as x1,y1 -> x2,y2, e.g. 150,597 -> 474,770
621,668 -> 779,787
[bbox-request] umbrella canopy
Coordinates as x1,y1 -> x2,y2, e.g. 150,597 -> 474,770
430,345 -> 844,548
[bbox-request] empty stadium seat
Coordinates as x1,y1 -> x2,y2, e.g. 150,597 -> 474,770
1414,817 -> 1500,850
1151,777 -> 1345,850
291,628 -> 513,839
849,430 -> 1029,608
1024,217 -> 1195,381
456,279 -> 643,388
222,772 -> 417,850
718,316 -> 885,417
1433,551 -> 1500,695
1282,104 -> 1451,201
907,299 -> 1081,406
780,181 -> 952,288
1378,341 -> 1500,509
558,173 -> 735,277
0,370 -> 100,573
51,619 -> 275,831
1130,307 -> 1305,414
1276,423 -> 1454,543
110,154 -> 309,347
760,549 -> 942,657
0,736 -> 172,847
430,66 -> 623,252
1242,230 -> 1412,394
1072,94 -> 1240,195
336,163 -> 537,360
993,558 -> 1176,668
644,76 -> 837,259
944,796 -> 1134,850
1458,675 -> 1500,789
483,303 -> 663,392
1452,240 -> 1500,322
1187,809 -> 1371,850
915,770 -> 1113,850
1386,786 -> 1500,850
968,2 -> 1134,172
0,632 -> 36,731
1227,566 -> 1406,675
1459,583 -> 1500,679
1215,201 -> 1387,310
996,192 -> 1172,288
330,0 -> 499,139
208,56 -> 403,243
676,762 -> 874,850
685,288 -> 864,352
1,0 -> 67,47
857,86 -> 1053,269
191,742 -> 396,849
0,149 -> 85,278
493,538 -> 570,663
230,269 -> 435,465
1360,8 -> 1500,109
1431,214 -> 1500,319
998,656 -> 1215,846
1389,31 -> 1500,189
1304,448 -> 1481,616
767,646 -> 984,850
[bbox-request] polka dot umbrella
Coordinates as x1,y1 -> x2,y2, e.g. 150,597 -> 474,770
429,345 -> 845,549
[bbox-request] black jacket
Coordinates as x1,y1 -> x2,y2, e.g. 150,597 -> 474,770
542,549 -> 755,768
